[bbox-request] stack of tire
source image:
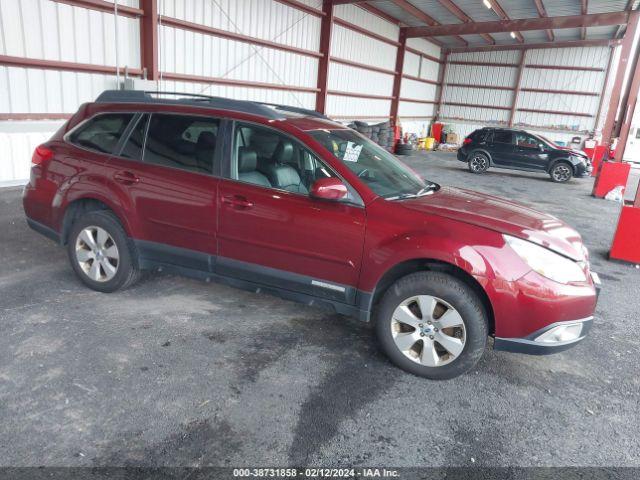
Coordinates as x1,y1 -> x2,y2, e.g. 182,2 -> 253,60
348,121 -> 396,152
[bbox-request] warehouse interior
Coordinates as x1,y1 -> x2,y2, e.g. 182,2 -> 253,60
2,0 -> 640,471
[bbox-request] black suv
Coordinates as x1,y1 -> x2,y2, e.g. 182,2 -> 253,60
457,128 -> 592,182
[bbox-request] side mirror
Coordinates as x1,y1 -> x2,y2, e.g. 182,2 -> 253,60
310,177 -> 348,201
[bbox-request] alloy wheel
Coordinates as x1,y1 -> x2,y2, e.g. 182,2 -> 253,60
75,226 -> 119,282
390,295 -> 466,367
552,164 -> 572,182
470,155 -> 487,172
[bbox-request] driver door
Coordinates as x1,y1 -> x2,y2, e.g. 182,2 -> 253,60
488,130 -> 516,166
513,132 -> 549,171
216,122 -> 366,304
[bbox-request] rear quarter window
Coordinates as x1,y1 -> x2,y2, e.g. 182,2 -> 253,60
69,113 -> 135,154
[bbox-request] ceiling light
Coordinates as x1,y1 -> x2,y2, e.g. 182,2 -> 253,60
510,31 -> 517,39
483,0 -> 492,8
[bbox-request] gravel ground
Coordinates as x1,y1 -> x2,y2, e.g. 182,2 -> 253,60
1,152 -> 639,468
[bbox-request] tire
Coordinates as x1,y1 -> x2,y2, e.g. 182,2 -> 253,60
375,271 -> 488,380
67,210 -> 141,293
468,152 -> 489,174
549,162 -> 573,183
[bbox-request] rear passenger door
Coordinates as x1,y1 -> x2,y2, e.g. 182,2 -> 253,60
487,130 -> 515,166
107,113 -> 221,271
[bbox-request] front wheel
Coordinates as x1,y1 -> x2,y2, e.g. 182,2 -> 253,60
550,162 -> 573,183
375,272 -> 488,380
468,153 -> 489,174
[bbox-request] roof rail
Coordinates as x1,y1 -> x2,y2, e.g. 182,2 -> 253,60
257,102 -> 329,120
95,90 -> 329,121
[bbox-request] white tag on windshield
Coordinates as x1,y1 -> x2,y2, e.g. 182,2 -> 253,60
343,142 -> 363,162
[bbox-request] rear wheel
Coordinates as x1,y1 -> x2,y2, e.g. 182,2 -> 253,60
550,162 -> 573,183
67,210 -> 141,292
375,271 -> 488,380
468,153 -> 489,174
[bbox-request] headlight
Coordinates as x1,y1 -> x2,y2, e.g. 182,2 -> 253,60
504,234 -> 588,284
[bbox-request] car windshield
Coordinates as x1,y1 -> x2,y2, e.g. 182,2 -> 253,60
309,129 -> 438,199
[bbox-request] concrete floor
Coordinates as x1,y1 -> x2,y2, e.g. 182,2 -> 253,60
1,152 -> 639,468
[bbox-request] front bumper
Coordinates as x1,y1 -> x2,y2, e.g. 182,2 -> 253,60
494,316 -> 593,355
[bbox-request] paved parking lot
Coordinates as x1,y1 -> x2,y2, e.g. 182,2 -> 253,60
1,152 -> 639,467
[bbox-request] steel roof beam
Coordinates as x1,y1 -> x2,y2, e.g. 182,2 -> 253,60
405,11 -> 630,37
533,0 -> 554,41
436,0 -> 495,44
581,0 -> 588,40
488,0 -> 524,42
615,0 -> 635,38
446,38 -> 620,53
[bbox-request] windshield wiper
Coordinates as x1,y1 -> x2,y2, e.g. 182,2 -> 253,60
386,184 -> 438,201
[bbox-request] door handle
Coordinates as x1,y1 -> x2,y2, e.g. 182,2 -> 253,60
222,194 -> 253,209
113,171 -> 140,185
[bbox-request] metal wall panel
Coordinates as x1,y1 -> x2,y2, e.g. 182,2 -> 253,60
442,105 -> 510,123
325,4 -> 399,119
158,79 -> 316,109
451,50 -> 521,64
445,63 -> 517,87
406,37 -> 441,59
0,120 -> 66,185
159,25 -> 318,88
0,67 -> 120,114
398,101 -> 436,118
401,78 -> 437,101
329,62 -> 394,96
0,0 -> 140,68
444,46 -> 611,134
334,3 -> 399,42
326,95 -> 391,120
330,24 -> 397,71
159,0 -> 321,51
441,120 -> 588,145
404,52 -> 421,78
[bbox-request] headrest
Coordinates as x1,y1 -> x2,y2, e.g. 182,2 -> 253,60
268,164 -> 302,188
238,147 -> 258,173
197,131 -> 217,149
273,140 -> 294,164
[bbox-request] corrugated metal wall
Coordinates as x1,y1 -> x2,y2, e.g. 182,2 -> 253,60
328,4 -> 398,120
441,46 -> 613,143
157,0 -> 320,109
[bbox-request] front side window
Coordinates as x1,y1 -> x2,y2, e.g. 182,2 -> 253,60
515,132 -> 541,149
309,129 -> 436,200
231,123 -> 334,194
492,131 -> 513,144
143,114 -> 219,174
69,113 -> 134,154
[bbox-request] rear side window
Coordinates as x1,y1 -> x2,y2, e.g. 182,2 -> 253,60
69,113 -> 134,154
492,131 -> 513,144
143,114 -> 219,174
469,129 -> 489,142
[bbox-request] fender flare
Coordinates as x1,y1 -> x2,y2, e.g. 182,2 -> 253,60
55,176 -> 136,241
547,157 -> 575,174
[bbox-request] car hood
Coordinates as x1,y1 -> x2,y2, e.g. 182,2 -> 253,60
558,147 -> 589,159
400,186 -> 586,261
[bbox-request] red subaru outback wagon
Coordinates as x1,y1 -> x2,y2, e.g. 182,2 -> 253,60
23,91 -> 600,379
